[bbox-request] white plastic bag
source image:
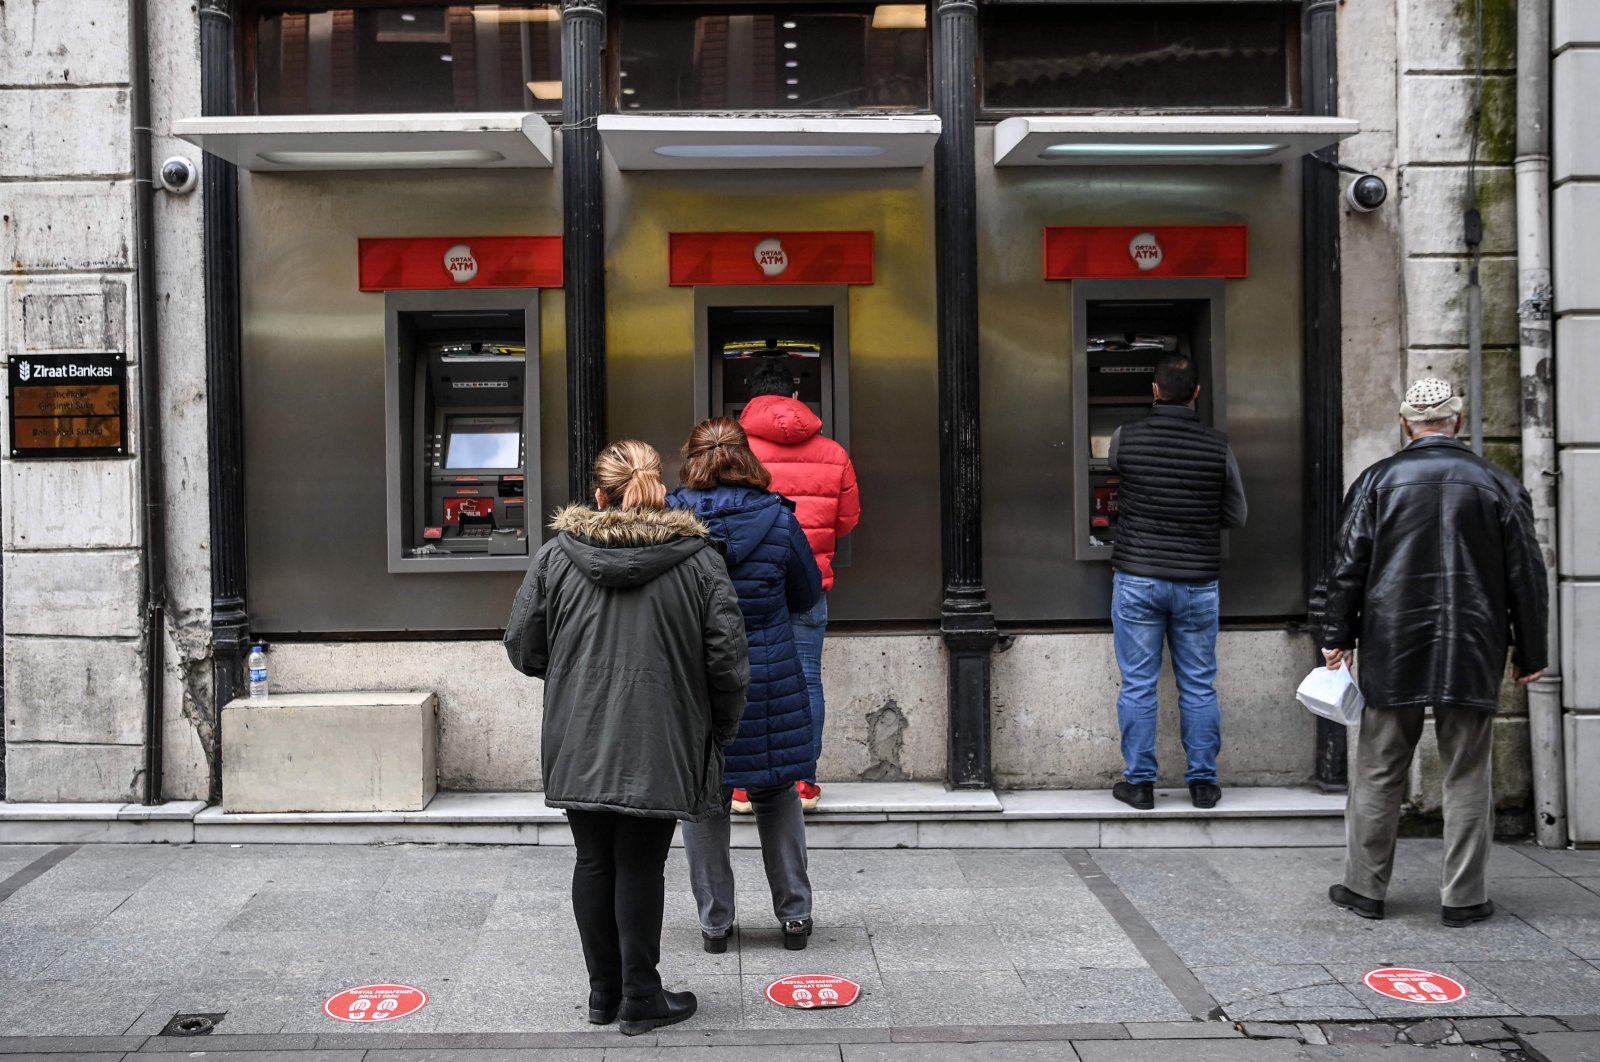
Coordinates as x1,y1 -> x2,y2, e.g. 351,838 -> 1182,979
1295,661 -> 1365,726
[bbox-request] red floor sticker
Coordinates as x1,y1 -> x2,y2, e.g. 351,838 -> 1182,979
766,974 -> 862,1009
1363,968 -> 1468,1004
323,984 -> 429,1023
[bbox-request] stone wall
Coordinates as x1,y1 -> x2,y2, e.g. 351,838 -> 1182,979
0,1 -> 211,802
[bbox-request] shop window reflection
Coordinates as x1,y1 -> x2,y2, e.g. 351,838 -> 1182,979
980,3 -> 1301,114
615,4 -> 929,112
251,4 -> 562,114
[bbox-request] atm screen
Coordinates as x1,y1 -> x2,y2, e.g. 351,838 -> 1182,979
444,415 -> 521,470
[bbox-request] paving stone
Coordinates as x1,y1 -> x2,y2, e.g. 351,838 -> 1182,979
867,925 -> 1015,973
1509,1016 -> 1576,1034
1560,1017 -> 1600,1032
1491,878 -> 1600,959
806,849 -> 965,892
122,979 -> 337,1036
844,1044 -> 1081,1061
1123,1021 -> 1241,1039
858,888 -> 990,928
738,925 -> 876,975
891,1024 -> 1124,1042
1196,965 -> 1372,1023
135,1053 -> 365,1061
0,1036 -> 145,1054
359,1051 -> 605,1060
1296,1023 -> 1328,1045
1516,1031 -> 1600,1062
1516,846 -> 1600,878
1075,1041 -> 1303,1061
0,890 -> 130,934
606,1048 -> 840,1061
1403,1018 -> 1456,1043
1321,1024 -> 1399,1044
1020,969 -> 1188,1025
1239,1022 -> 1303,1039
138,1034 -> 320,1051
954,851 -> 1077,889
1450,1019 -> 1512,1043
0,931 -> 80,979
0,1054 -> 125,1062
1457,962 -> 1600,1018
657,1028 -> 892,1046
883,970 -> 1043,1027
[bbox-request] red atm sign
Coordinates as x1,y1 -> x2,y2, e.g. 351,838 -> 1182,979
1044,225 -> 1248,280
358,236 -> 563,291
669,231 -> 875,286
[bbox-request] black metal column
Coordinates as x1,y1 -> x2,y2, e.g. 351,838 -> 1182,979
1302,0 -> 1347,791
933,0 -> 996,789
201,0 -> 248,802
561,0 -> 607,499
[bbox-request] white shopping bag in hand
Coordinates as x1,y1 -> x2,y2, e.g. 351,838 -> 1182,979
1296,661 -> 1365,726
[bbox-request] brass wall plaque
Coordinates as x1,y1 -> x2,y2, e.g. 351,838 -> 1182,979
8,352 -> 128,459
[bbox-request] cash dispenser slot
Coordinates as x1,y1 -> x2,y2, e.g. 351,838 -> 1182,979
384,291 -> 541,574
1071,280 -> 1225,561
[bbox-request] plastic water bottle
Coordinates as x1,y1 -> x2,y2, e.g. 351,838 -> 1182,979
248,644 -> 269,702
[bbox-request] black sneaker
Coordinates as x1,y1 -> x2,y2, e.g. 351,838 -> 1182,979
618,989 -> 697,1036
782,918 -> 813,950
1113,780 -> 1155,810
1189,781 -> 1222,809
1441,899 -> 1494,928
1328,883 -> 1385,920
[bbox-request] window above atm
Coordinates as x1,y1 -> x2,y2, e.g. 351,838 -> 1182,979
978,1 -> 1302,117
244,2 -> 563,116
612,2 -> 930,113
178,3 -> 559,170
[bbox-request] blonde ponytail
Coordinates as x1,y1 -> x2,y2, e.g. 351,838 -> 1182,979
594,440 -> 667,510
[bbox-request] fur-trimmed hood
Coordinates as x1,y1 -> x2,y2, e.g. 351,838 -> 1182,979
549,504 -> 713,589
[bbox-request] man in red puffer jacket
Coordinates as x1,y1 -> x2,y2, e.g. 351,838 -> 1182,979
739,364 -> 860,811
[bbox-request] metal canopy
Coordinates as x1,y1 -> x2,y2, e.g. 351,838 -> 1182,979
172,113 -> 555,172
597,114 -> 943,170
993,115 -> 1360,167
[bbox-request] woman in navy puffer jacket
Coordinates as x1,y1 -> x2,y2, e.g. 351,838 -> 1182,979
670,417 -> 823,952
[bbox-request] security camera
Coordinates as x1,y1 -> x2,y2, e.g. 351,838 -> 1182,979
158,156 -> 199,194
1345,173 -> 1388,213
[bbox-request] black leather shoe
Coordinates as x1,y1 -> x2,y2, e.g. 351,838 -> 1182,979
1113,781 -> 1155,811
1442,899 -> 1495,928
587,991 -> 619,1025
1328,883 -> 1385,920
618,989 -> 697,1036
702,929 -> 730,954
1189,781 -> 1222,809
782,918 -> 813,950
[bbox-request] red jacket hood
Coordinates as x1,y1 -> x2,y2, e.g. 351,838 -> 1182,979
740,394 -> 822,445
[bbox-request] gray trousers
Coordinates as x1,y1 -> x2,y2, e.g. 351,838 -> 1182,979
1344,705 -> 1495,908
680,783 -> 812,935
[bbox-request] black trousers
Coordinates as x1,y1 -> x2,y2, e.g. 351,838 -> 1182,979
566,808 -> 678,1001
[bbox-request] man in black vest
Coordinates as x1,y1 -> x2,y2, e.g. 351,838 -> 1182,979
1108,353 -> 1247,811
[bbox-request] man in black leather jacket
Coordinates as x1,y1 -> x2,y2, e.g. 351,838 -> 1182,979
1320,378 -> 1547,928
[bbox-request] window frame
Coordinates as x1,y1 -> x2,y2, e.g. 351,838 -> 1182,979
974,0 -> 1304,121
606,0 -> 934,116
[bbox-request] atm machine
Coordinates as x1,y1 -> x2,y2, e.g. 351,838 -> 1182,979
705,304 -> 835,433
1071,279 -> 1224,560
384,290 -> 541,573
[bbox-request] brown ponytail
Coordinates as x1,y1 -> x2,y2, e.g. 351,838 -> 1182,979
594,439 -> 667,510
680,417 -> 772,491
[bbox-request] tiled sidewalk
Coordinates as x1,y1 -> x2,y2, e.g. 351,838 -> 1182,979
0,840 -> 1598,1044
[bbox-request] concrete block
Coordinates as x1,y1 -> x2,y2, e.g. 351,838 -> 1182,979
1399,74 -> 1517,167
1566,715 -> 1600,845
1555,0 -> 1600,47
1403,348 -> 1521,438
1556,183 -> 1600,313
3,636 -> 145,744
0,88 -> 130,179
4,274 -> 131,356
221,691 -> 439,813
1,549 -> 142,637
1557,317 -> 1600,445
1407,715 -> 1530,815
1401,0 -> 1517,74
1560,450 -> 1600,576
1402,256 -> 1520,348
1338,0 -> 1397,139
2,742 -> 144,803
1563,583 -> 1600,710
1400,166 -> 1517,256
0,180 -> 133,273
992,630 -> 1314,789
1555,51 -> 1600,182
0,0 -> 131,86
817,635 -> 947,782
2,459 -> 139,549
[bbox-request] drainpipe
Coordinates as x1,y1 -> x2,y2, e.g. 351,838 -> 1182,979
1515,0 -> 1565,848
130,0 -> 167,805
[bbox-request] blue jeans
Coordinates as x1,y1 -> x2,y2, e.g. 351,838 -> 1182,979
1112,572 -> 1222,785
791,594 -> 828,784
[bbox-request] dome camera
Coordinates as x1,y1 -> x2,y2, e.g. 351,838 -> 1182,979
158,156 -> 199,194
1345,173 -> 1388,213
